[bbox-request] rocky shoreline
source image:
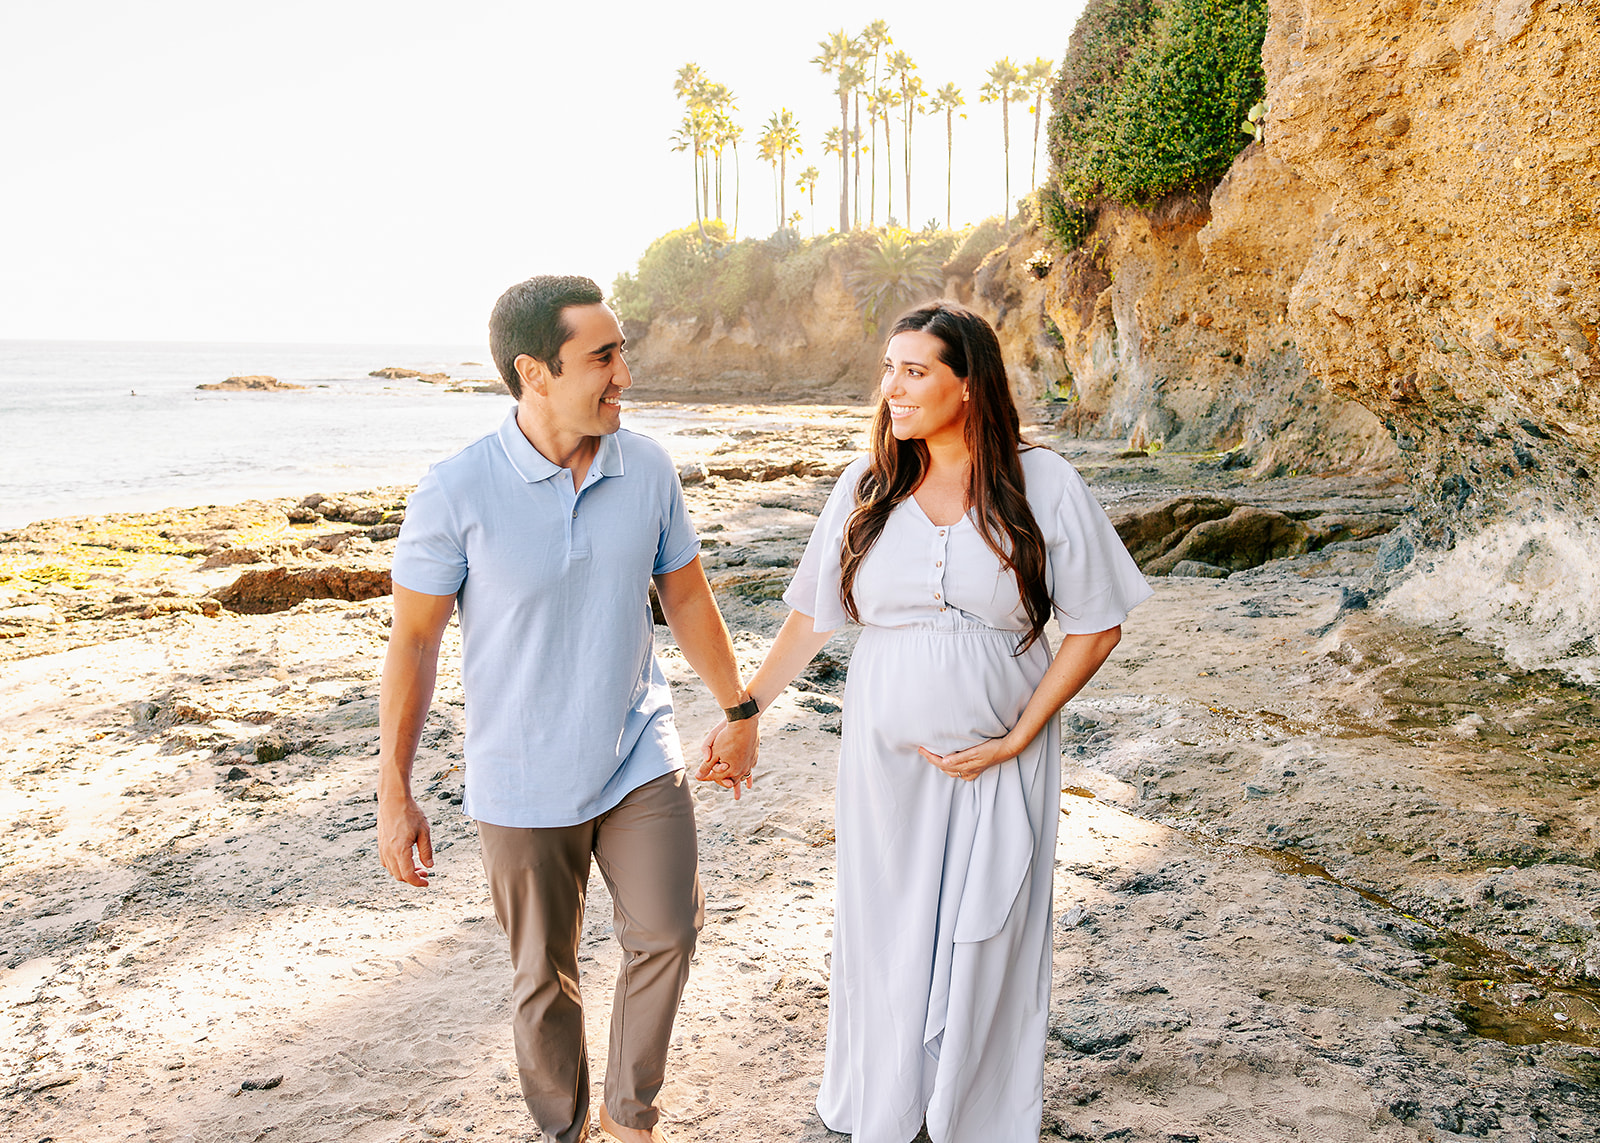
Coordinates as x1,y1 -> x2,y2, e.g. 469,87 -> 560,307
2,405 -> 1598,1141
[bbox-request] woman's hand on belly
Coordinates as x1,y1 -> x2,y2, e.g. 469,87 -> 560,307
917,736 -> 1019,782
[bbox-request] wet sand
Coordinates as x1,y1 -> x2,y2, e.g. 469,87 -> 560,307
2,404 -> 1598,1142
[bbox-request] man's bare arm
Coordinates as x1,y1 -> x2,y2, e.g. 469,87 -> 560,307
653,556 -> 758,793
377,585 -> 457,887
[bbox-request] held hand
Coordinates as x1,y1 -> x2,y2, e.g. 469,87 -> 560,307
377,796 -> 434,887
918,737 -> 1018,783
696,717 -> 758,799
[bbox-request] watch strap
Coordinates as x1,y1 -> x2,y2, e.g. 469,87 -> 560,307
722,696 -> 760,722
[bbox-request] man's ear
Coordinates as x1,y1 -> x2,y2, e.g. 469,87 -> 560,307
514,354 -> 552,398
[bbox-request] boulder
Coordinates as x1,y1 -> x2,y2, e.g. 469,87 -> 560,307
1110,496 -> 1238,568
215,566 -> 391,614
1145,507 -> 1311,576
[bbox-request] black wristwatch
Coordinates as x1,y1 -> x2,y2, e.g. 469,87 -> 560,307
723,696 -> 761,722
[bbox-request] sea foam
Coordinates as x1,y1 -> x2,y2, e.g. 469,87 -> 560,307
1381,504 -> 1600,685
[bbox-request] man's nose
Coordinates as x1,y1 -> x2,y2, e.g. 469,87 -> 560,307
616,355 -> 634,389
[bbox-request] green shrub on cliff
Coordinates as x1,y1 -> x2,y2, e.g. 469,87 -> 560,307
844,230 -> 945,335
942,216 -> 1008,279
1047,0 -> 1266,213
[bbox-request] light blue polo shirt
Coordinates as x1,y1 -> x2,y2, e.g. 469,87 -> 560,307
392,410 -> 701,828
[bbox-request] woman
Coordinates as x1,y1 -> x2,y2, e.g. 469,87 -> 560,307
702,302 -> 1150,1142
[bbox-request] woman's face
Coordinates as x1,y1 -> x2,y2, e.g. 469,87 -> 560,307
881,330 -> 968,446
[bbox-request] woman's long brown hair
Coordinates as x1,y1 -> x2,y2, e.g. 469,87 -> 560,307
839,302 -> 1052,653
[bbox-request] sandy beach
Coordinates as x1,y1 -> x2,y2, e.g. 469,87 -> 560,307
3,404 -> 1598,1143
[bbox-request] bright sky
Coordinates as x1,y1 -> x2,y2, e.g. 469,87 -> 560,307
0,0 -> 1088,345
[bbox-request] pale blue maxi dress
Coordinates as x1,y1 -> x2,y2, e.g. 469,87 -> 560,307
784,447 -> 1152,1143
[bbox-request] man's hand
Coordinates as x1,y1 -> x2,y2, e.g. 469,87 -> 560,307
378,796 -> 435,886
696,716 -> 758,799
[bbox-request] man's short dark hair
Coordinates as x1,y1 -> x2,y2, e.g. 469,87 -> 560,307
489,275 -> 605,398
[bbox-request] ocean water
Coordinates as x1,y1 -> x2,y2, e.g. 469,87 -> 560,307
0,340 -> 724,529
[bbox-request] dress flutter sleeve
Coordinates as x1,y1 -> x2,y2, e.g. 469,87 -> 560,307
1036,451 -> 1153,635
782,458 -> 867,632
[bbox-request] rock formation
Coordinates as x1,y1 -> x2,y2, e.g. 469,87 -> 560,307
196,375 -> 305,392
972,150 -> 1398,476
1264,0 -> 1600,679
369,367 -> 450,382
624,245 -> 882,403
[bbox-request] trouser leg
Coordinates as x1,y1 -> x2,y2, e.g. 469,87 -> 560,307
593,771 -> 704,1130
479,819 -> 594,1143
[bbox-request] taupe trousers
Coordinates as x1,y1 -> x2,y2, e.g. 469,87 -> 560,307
478,770 -> 704,1143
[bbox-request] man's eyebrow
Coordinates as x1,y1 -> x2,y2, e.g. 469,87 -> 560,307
586,339 -> 624,358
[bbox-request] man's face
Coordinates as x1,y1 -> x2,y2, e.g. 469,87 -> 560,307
524,303 -> 632,437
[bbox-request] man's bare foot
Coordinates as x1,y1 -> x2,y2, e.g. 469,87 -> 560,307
597,1104 -> 669,1143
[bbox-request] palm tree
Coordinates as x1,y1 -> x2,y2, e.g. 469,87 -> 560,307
719,117 -> 745,238
1021,56 -> 1055,190
857,20 -> 892,225
673,64 -> 711,221
797,164 -> 820,235
844,230 -> 943,333
888,50 -> 921,228
812,31 -> 855,232
671,106 -> 710,239
846,59 -> 868,228
928,83 -> 965,230
873,85 -> 900,226
981,57 -> 1024,224
701,81 -> 735,221
759,109 -> 803,232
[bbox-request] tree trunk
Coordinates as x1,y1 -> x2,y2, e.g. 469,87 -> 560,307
883,111 -> 893,226
945,112 -> 953,230
903,92 -> 912,228
852,95 -> 862,229
838,92 -> 850,232
1031,99 -> 1043,188
1002,100 -> 1011,225
732,139 -> 741,239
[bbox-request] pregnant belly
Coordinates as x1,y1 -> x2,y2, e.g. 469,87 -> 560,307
843,626 -> 1049,758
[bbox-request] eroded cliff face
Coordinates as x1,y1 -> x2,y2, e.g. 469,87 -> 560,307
626,246 -> 881,403
1264,0 -> 1600,679
979,147 -> 1397,475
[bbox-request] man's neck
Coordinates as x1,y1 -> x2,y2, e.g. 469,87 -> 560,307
515,405 -> 601,491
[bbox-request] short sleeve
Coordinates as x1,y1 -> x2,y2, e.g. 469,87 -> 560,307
654,467 -> 701,575
392,467 -> 468,597
1038,454 -> 1153,635
782,459 -> 866,632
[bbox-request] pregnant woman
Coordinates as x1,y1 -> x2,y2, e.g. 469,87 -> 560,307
701,302 -> 1150,1142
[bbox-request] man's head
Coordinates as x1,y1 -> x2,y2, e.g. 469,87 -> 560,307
490,274 -> 632,442
488,275 -> 606,399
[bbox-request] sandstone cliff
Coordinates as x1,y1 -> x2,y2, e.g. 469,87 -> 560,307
1264,0 -> 1600,680
625,245 -> 883,404
970,149 -> 1398,476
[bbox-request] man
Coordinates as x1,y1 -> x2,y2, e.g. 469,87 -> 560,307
377,274 -> 758,1143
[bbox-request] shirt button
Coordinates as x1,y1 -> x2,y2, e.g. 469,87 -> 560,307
934,592 -> 941,600
938,529 -> 946,537
571,510 -> 578,518
939,606 -> 947,612
936,560 -> 942,567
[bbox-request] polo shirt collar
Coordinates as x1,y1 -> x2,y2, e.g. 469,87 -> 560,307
496,407 -> 627,484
